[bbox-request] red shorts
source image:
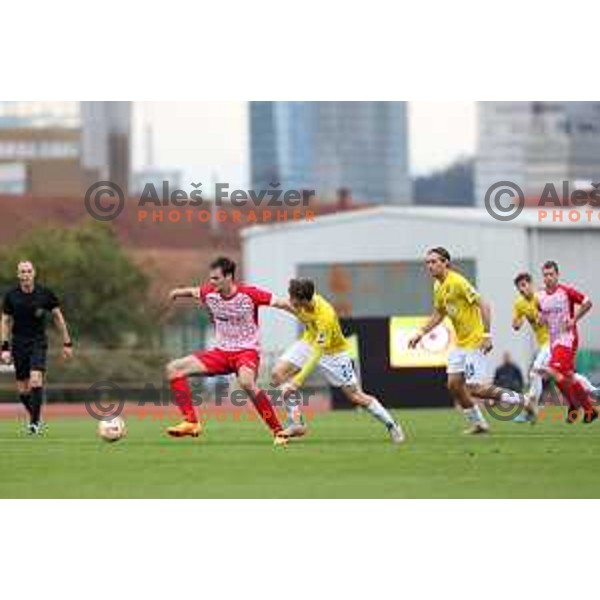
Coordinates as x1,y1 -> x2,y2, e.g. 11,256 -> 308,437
549,344 -> 576,377
193,348 -> 260,376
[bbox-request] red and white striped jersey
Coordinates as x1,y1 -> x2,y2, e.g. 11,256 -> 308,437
537,283 -> 586,349
199,283 -> 273,351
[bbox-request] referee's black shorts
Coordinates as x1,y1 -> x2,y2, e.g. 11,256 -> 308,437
11,338 -> 48,381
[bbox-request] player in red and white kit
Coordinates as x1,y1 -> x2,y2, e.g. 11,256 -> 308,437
165,256 -> 290,445
537,260 -> 598,423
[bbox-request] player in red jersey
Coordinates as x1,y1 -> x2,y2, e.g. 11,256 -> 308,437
165,256 -> 289,445
537,260 -> 598,423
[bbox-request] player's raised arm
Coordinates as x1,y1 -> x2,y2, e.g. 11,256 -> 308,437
408,309 -> 444,349
270,296 -> 297,315
51,307 -> 73,359
169,287 -> 201,302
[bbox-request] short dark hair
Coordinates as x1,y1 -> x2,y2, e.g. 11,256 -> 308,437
543,260 -> 559,273
288,278 -> 315,302
427,246 -> 451,263
514,272 -> 532,287
210,256 -> 236,278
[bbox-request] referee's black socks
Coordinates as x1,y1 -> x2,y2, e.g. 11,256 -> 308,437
19,393 -> 32,418
30,387 -> 44,425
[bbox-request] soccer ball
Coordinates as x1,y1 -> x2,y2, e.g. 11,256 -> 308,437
98,417 -> 127,442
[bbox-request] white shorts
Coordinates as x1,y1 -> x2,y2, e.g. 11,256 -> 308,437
280,340 -> 358,388
531,344 -> 551,374
447,347 -> 489,384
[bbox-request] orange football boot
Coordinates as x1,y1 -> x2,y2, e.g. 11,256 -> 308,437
167,420 -> 203,438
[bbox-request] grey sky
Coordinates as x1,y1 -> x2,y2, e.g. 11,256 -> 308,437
132,102 -> 476,189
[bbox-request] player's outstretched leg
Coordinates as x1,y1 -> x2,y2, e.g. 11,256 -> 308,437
511,366 -> 545,422
527,369 -> 545,407
341,384 -> 405,444
527,346 -> 550,409
448,375 -> 490,434
574,373 -> 600,402
271,360 -> 307,438
470,383 -> 538,424
539,345 -> 598,423
237,366 -> 288,446
555,375 -> 598,424
511,358 -> 546,423
165,356 -> 203,438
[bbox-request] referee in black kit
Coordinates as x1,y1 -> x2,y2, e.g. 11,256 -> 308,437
1,260 -> 73,434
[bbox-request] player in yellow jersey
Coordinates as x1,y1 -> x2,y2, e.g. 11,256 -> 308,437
409,247 -> 536,434
513,272 -> 598,411
272,278 -> 405,444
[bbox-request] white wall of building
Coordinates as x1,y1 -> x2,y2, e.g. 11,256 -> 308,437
242,207 -> 548,374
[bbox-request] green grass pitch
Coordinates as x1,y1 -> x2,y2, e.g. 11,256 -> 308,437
1,408 -> 600,498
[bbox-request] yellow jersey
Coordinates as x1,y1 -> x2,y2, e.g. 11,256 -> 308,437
433,270 -> 485,350
292,293 -> 348,386
512,293 -> 550,347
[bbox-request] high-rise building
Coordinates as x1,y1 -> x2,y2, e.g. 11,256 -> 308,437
250,101 -> 411,204
0,101 -> 131,197
130,122 -> 182,196
131,168 -> 183,196
476,101 -> 600,203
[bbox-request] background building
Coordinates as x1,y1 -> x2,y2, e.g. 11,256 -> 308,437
130,122 -> 182,196
476,101 -> 600,203
413,158 -> 474,206
131,168 -> 183,196
250,101 -> 411,204
0,101 -> 131,197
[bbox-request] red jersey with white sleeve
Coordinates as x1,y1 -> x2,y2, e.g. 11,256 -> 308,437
199,283 -> 273,351
537,283 -> 586,350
